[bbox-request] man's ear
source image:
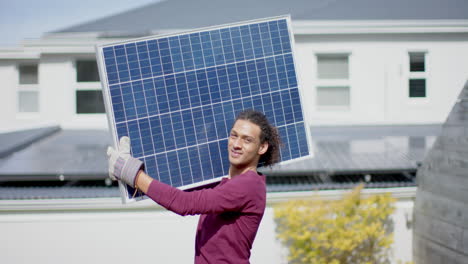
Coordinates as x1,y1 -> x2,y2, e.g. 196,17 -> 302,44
258,142 -> 268,155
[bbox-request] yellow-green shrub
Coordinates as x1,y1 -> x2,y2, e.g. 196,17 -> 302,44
274,185 -> 395,264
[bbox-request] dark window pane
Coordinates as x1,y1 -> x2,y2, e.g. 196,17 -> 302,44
77,60 -> 100,82
409,79 -> 426,97
410,53 -> 425,72
76,90 -> 105,113
19,65 -> 38,84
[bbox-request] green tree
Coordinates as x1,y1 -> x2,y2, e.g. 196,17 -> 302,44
274,185 -> 395,264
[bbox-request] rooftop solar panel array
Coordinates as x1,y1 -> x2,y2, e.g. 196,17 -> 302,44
96,16 -> 310,202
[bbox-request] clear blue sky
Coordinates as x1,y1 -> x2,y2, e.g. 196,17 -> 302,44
0,0 -> 158,47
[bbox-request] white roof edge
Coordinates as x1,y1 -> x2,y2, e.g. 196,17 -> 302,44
23,37 -> 111,47
5,36 -> 125,55
0,49 -> 40,60
267,187 -> 417,204
2,19 -> 467,57
39,19 -> 468,40
292,19 -> 468,34
42,32 -> 102,39
0,187 -> 416,212
0,121 -> 60,133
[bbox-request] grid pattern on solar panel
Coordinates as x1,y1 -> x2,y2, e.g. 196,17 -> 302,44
100,17 -> 309,193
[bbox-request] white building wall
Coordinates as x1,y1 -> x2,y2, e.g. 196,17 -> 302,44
295,34 -> 468,126
0,53 -> 109,131
0,188 -> 415,264
0,61 -> 18,130
1,33 -> 467,130
40,55 -> 74,127
39,54 -> 108,129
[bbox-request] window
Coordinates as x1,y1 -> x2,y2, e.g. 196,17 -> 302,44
19,65 -> 39,84
317,55 -> 349,79
408,52 -> 427,98
316,86 -> 350,107
316,54 -> 350,110
409,53 -> 425,72
18,64 -> 39,113
76,90 -> 105,114
76,59 -> 104,114
409,79 -> 426,97
76,60 -> 100,82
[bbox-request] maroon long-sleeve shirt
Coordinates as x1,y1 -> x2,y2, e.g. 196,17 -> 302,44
146,170 -> 267,264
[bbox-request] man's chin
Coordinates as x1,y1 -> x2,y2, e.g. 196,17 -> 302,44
229,158 -> 245,167
229,158 -> 239,165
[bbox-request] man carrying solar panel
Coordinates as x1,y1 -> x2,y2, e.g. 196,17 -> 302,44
106,109 -> 281,263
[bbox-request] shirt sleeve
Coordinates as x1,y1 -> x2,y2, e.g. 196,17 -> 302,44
145,175 -> 261,216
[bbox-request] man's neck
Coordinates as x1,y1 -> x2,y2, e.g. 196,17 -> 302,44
228,165 -> 257,179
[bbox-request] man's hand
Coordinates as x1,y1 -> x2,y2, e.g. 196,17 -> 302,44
106,136 -> 143,187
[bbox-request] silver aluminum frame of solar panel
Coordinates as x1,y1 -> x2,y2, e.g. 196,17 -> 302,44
96,15 -> 314,204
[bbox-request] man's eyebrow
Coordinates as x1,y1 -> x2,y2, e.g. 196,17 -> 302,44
241,135 -> 256,141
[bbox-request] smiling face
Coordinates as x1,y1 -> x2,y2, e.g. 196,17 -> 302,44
228,119 -> 268,176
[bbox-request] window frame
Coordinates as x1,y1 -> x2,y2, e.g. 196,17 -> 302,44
17,63 -> 40,114
315,53 -> 351,111
408,51 -> 428,99
76,59 -> 101,83
75,89 -> 106,114
74,58 -> 104,115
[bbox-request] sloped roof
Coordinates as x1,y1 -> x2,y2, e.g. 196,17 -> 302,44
0,186 -> 119,200
0,129 -> 110,181
54,0 -> 468,34
263,124 -> 440,176
0,123 -> 440,198
0,124 -> 440,181
0,126 -> 60,159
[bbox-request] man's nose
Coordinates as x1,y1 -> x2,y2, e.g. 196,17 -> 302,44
233,138 -> 242,148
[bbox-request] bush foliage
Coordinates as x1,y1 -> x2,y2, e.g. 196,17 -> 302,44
273,185 -> 395,264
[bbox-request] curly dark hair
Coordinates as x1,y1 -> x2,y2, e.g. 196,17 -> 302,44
235,109 -> 282,167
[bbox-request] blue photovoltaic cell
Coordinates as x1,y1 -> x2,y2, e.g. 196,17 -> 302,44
97,16 -> 310,199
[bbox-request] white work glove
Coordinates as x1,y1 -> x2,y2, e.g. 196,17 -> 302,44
106,136 -> 143,187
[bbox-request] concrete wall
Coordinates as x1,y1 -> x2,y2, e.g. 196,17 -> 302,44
413,82 -> 468,264
0,188 -> 415,264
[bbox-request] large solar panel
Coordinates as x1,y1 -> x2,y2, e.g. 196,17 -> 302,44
96,15 -> 311,203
